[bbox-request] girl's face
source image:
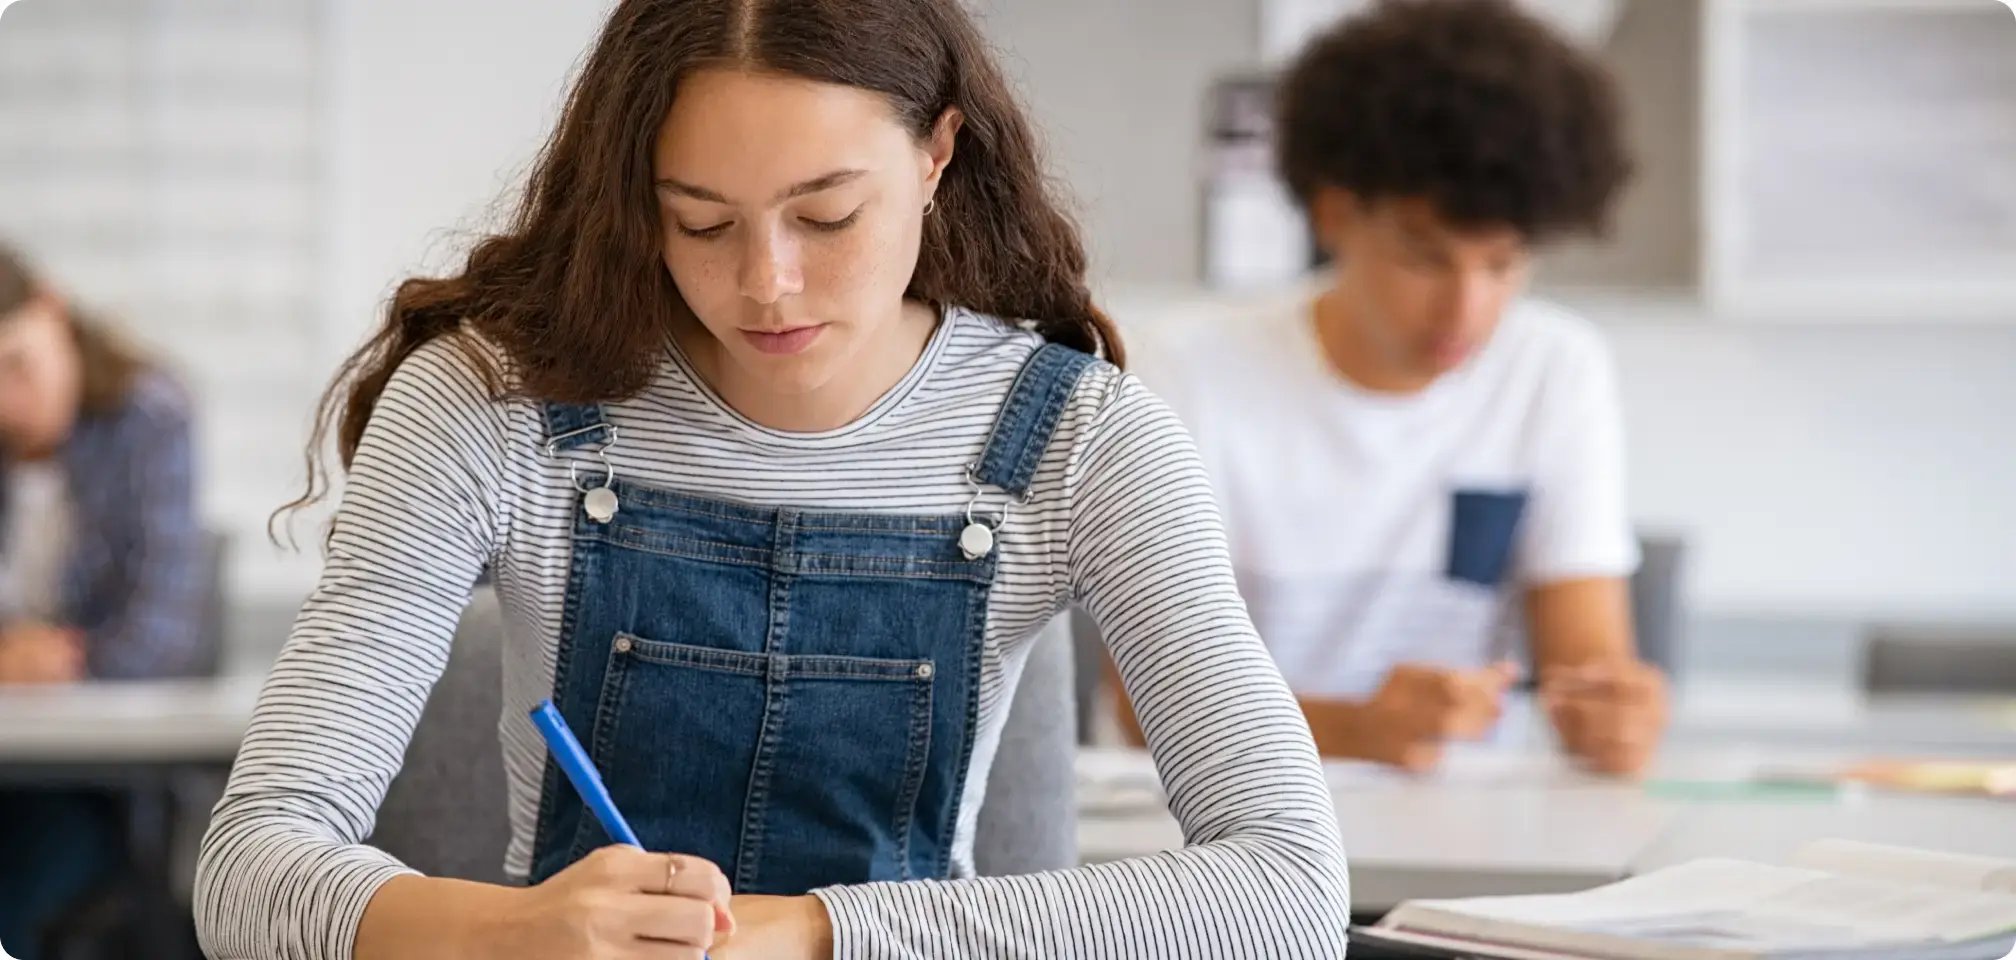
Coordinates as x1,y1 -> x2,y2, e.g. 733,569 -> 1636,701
0,293 -> 81,460
654,68 -> 957,416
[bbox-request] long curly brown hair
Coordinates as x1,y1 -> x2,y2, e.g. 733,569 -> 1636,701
287,0 -> 1119,521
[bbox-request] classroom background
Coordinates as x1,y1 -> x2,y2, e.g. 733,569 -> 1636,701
0,0 -> 2012,957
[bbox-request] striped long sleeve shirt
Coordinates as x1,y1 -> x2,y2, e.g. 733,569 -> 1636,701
194,308 -> 1349,960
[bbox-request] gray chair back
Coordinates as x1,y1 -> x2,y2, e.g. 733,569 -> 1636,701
369,590 -> 512,882
188,530 -> 231,677
1630,534 -> 1688,679
973,612 -> 1078,875
370,592 -> 1081,881
1865,624 -> 2016,695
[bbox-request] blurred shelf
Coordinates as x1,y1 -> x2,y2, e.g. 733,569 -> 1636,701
1704,0 -> 2016,320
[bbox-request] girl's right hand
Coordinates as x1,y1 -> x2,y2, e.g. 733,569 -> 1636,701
481,846 -> 735,959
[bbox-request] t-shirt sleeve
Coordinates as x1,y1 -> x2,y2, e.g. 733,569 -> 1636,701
1517,328 -> 1641,584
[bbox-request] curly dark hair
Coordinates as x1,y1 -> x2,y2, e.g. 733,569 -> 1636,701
1275,0 -> 1632,241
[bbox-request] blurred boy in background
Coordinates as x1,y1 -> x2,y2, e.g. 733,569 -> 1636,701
1130,0 -> 1667,776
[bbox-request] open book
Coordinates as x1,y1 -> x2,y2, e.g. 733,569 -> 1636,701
1357,841 -> 2016,960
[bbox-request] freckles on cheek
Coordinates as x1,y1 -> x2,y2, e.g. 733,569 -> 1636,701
665,246 -> 732,306
808,232 -> 895,301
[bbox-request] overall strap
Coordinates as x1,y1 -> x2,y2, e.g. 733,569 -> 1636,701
969,342 -> 1099,498
542,402 -> 615,454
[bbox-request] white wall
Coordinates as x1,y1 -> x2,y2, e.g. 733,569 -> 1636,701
1599,309 -> 2016,622
966,0 -> 1257,284
134,1 -> 616,602
328,1 -> 610,359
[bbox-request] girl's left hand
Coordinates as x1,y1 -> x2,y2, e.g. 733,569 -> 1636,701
712,894 -> 834,960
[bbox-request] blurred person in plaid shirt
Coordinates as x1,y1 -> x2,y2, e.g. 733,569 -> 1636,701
0,242 -> 205,958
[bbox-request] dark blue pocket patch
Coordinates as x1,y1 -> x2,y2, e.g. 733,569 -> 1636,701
1446,489 -> 1530,588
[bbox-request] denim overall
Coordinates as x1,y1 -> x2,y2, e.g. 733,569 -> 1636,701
528,342 -> 1097,895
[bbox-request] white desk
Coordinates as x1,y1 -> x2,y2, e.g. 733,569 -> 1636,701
0,675 -> 259,766
1079,746 -> 1678,911
1078,695 -> 2016,914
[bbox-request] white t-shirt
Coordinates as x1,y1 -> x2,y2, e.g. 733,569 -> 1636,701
0,461 -> 73,623
1135,294 -> 1639,699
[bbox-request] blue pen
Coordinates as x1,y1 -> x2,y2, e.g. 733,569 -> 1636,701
529,698 -> 642,847
529,700 -> 717,958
